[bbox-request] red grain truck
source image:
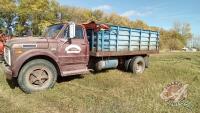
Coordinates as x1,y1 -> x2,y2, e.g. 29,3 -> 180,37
3,21 -> 159,93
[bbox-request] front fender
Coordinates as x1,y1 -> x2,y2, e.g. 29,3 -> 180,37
12,49 -> 59,77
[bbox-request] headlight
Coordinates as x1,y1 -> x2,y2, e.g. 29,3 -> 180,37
4,47 -> 11,66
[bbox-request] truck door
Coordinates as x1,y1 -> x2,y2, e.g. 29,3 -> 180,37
57,25 -> 89,73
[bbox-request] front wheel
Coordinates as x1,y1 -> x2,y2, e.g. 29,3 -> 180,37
18,59 -> 57,93
130,56 -> 145,74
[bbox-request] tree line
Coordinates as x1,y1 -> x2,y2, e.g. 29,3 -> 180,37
0,0 -> 192,50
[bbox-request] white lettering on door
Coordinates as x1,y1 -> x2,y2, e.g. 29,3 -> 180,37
65,44 -> 81,53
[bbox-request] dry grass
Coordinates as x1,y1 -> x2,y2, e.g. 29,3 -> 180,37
0,52 -> 199,113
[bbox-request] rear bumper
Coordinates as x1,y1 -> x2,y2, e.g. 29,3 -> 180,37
2,62 -> 13,80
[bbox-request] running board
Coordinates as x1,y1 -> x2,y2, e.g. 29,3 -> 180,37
62,69 -> 89,76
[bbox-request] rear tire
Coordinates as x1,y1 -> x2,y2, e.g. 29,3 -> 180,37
18,59 -> 57,93
130,56 -> 145,74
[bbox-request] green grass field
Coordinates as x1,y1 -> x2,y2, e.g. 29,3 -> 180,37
0,52 -> 199,113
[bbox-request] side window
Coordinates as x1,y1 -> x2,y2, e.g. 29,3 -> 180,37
62,25 -> 83,39
75,25 -> 83,39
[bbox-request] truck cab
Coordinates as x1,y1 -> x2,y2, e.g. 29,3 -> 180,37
3,22 -> 90,93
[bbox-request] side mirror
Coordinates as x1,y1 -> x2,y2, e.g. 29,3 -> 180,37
69,22 -> 76,39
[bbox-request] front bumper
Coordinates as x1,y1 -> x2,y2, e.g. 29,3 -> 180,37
2,61 -> 13,80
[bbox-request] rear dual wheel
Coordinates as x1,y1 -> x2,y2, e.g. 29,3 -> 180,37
129,56 -> 146,74
18,59 -> 57,93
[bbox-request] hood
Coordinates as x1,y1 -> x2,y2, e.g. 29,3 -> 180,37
5,36 -> 48,48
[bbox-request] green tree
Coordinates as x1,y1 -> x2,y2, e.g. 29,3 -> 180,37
168,30 -> 184,50
17,0 -> 59,36
0,0 -> 17,35
92,10 -> 104,22
131,20 -> 149,29
173,21 -> 192,45
0,0 -> 192,52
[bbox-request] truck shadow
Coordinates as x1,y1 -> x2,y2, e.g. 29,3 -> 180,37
57,74 -> 85,83
90,70 -> 109,75
5,75 -> 85,89
6,78 -> 18,89
6,70 -> 117,89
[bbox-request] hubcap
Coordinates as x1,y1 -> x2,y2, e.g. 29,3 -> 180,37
136,61 -> 144,73
29,67 -> 49,86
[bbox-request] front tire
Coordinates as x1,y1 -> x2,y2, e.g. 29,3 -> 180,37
130,56 -> 145,74
18,59 -> 57,93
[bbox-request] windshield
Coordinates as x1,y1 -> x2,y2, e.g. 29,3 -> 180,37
42,24 -> 64,38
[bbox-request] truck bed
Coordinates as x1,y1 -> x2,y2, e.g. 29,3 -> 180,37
86,24 -> 159,57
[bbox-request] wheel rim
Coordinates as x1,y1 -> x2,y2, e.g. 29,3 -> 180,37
28,66 -> 50,87
136,61 -> 144,73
